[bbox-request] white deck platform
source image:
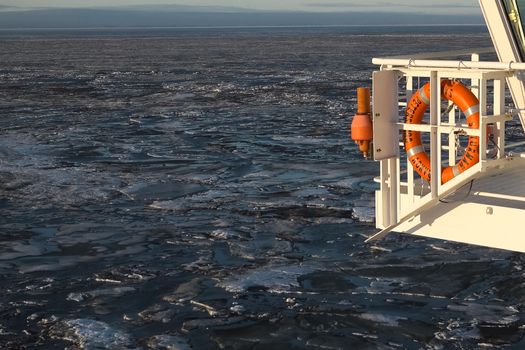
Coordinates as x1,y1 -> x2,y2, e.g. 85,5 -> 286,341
391,157 -> 525,252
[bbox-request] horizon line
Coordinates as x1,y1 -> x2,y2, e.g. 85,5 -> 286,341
0,6 -> 483,16
0,24 -> 488,31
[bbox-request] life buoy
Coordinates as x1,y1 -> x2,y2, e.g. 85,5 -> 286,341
404,79 -> 480,184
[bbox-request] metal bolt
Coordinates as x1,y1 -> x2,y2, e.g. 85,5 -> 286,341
486,207 -> 494,215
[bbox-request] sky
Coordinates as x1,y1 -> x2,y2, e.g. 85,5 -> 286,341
0,0 -> 479,14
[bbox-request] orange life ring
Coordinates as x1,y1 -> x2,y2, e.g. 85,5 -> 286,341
404,79 -> 480,184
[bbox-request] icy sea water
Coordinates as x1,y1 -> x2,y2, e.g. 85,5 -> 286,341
1,26 -> 525,349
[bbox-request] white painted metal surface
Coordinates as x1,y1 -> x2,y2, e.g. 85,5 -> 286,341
368,47 -> 525,249
479,0 -> 525,130
372,70 -> 399,161
372,57 -> 525,70
395,157 -> 525,252
365,0 -> 525,252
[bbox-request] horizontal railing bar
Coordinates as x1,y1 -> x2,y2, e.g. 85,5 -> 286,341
473,191 -> 525,203
398,141 -> 458,152
397,123 -> 432,132
381,47 -> 495,60
506,141 -> 525,149
398,69 -> 509,79
482,114 -> 513,124
481,158 -> 519,170
373,58 -> 525,71
396,122 -> 481,136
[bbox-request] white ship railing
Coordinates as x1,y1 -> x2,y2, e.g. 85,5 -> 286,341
372,58 -> 525,70
368,49 -> 525,241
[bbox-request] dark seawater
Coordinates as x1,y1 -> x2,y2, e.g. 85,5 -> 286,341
1,26 -> 525,349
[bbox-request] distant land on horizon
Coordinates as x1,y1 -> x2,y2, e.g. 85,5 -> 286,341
0,5 -> 484,29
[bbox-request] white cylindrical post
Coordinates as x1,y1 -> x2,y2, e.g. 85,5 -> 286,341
494,78 -> 506,158
430,71 -> 439,197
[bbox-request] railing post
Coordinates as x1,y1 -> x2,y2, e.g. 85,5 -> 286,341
390,157 -> 399,225
430,71 -> 439,198
406,75 -> 415,203
448,101 -> 456,167
471,53 -> 480,99
494,77 -> 506,158
479,77 -> 488,161
380,159 -> 390,227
